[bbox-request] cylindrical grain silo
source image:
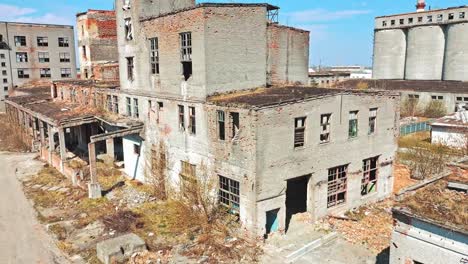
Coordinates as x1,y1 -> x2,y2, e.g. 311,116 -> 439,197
405,26 -> 445,80
443,23 -> 468,81
373,29 -> 406,79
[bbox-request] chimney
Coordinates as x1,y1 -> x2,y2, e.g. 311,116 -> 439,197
416,0 -> 426,12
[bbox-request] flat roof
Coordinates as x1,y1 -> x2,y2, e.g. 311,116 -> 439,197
208,86 -> 395,108
375,5 -> 468,19
336,79 -> 468,94
53,79 -> 120,90
0,21 -> 73,29
431,111 -> 468,128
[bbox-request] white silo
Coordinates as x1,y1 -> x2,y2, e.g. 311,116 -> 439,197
443,23 -> 468,81
373,29 -> 407,79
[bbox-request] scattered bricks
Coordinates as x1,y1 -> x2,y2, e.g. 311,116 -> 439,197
96,233 -> 146,264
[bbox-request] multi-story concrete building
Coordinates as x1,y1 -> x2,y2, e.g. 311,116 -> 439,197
4,0 -> 399,236
76,10 -> 119,81
373,1 -> 468,81
0,21 -> 77,110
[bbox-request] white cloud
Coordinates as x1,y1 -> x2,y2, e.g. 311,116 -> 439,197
287,9 -> 372,23
0,4 -> 73,26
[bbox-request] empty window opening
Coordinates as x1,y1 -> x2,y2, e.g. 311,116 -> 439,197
178,105 -> 185,131
180,32 -> 192,81
189,106 -> 196,135
38,52 -> 50,63
219,175 -> 240,212
460,12 -> 466,19
82,46 -> 87,59
349,111 -> 358,138
59,52 -> 71,63
150,38 -> 159,74
3,78 -> 7,83
362,157 -> 379,196
294,117 -> 306,148
437,14 -> 443,22
327,165 -> 348,208
133,144 -> 140,155
14,36 -> 26,46
126,97 -> 132,116
449,13 -> 454,20
40,68 -> 51,78
408,94 -> 419,100
399,19 -> 404,25
408,17 -> 413,24
124,18 -> 133,40
126,57 -> 134,81
84,69 -> 89,79
133,98 -> 139,118
17,69 -> 29,79
37,37 -> 48,47
16,52 -> 28,63
2,70 -> 6,76
157,102 -> 163,123
61,68 -> 71,78
230,112 -> 240,139
369,108 -> 377,135
217,110 -> 225,140
391,20 -> 395,25
58,37 -> 69,47
320,114 -> 331,143
418,16 -> 423,22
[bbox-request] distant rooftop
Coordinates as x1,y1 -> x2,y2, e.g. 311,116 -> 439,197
431,111 -> 468,128
375,5 -> 468,19
0,21 -> 73,29
335,79 -> 468,94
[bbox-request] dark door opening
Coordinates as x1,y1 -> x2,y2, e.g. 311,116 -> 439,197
285,175 -> 309,232
265,208 -> 280,237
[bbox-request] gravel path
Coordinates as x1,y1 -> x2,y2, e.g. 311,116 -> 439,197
0,152 -> 69,264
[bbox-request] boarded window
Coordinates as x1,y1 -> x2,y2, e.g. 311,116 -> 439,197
219,175 -> 240,211
217,110 -> 225,140
327,165 -> 348,208
369,108 -> 377,135
320,114 -> 331,143
189,106 -> 196,135
178,105 -> 185,131
294,117 -> 306,148
362,157 -> 378,196
348,111 -> 358,138
150,38 -> 159,74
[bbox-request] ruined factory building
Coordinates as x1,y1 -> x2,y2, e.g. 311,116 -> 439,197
391,173 -> 468,264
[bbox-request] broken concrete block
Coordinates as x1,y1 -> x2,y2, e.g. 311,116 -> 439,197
96,233 -> 146,264
88,183 -> 102,199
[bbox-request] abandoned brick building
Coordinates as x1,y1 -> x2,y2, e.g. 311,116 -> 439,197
5,0 -> 400,236
76,10 -> 119,81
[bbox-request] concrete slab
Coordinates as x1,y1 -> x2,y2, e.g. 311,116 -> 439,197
96,233 -> 146,264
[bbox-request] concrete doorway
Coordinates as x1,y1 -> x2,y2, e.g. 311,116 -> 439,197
286,175 -> 309,232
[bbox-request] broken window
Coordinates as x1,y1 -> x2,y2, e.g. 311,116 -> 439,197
189,106 -> 196,135
123,0 -> 131,10
60,68 -> 71,78
408,17 -> 413,24
449,13 -> 454,20
126,97 -> 132,116
320,114 -> 331,143
399,19 -> 404,25
124,18 -> 133,40
369,108 -> 377,135
107,95 -> 112,112
382,21 -> 387,27
113,96 -> 119,114
327,165 -> 348,208
40,68 -> 51,78
37,36 -> 48,47
362,157 -> 378,196
16,52 -> 28,63
460,12 -> 466,19
230,112 -> 240,139
180,161 -> 196,181
390,20 -> 395,25
150,38 -> 159,74
14,36 -> 26,46
38,52 -> 50,63
294,117 -> 306,148
348,111 -> 358,138
178,105 -> 185,131
17,69 -> 29,79
134,144 -> 141,155
133,98 -> 139,118
427,15 -> 433,22
418,16 -> 423,22
180,32 -> 192,81
437,14 -> 443,22
217,110 -> 225,140
126,57 -> 134,81
58,37 -> 69,47
59,52 -> 71,63
219,175 -> 240,211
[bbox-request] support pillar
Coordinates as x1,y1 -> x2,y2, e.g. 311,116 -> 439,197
58,128 -> 66,173
39,121 -> 45,145
87,142 -> 102,199
106,138 -> 115,161
48,125 -> 54,163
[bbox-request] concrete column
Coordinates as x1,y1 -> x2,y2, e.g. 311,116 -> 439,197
106,138 -> 115,161
87,142 -> 102,199
39,121 -> 45,145
58,128 -> 66,172
48,125 -> 54,163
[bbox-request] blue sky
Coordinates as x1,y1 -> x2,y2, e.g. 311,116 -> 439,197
1,0 -> 466,66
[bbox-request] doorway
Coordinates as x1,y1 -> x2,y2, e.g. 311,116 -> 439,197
285,175 -> 310,232
265,209 -> 280,236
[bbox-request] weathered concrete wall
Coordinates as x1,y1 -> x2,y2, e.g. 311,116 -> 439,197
390,215 -> 468,264
267,24 -> 309,85
431,126 -> 468,148
400,90 -> 468,114
254,93 -> 399,234
123,136 -> 145,182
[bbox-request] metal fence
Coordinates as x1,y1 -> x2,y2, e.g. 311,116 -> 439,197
400,121 -> 432,136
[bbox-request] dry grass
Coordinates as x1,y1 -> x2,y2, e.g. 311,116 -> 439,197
96,162 -> 124,190
75,197 -> 115,228
398,132 -> 431,149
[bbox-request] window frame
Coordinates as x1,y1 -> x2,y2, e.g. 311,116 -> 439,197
38,52 -> 50,63
60,68 -> 72,78
348,111 -> 359,139
294,117 -> 306,148
178,105 -> 185,131
58,37 -> 69,47
218,175 -> 240,212
320,114 -> 332,143
39,68 -> 51,78
126,57 -> 134,81
126,97 -> 132,116
37,36 -> 48,47
17,69 -> 30,79
361,157 -> 379,196
217,110 -> 226,140
149,37 -> 159,74
59,52 -> 71,63
133,98 -> 139,118
188,106 -> 196,135
16,52 -> 28,63
14,36 -> 26,47
327,165 -> 348,208
368,108 -> 377,135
